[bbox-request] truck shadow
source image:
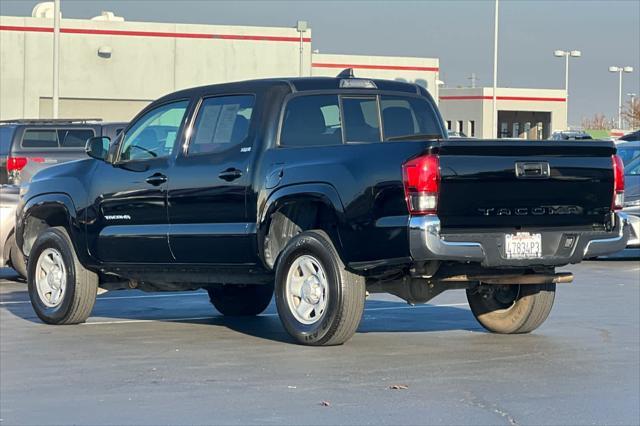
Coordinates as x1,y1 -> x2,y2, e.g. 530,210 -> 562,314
1,281 -> 482,344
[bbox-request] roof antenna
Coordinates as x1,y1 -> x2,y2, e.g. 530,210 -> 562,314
336,68 -> 355,78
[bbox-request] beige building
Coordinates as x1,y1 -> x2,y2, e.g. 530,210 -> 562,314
439,87 -> 568,139
312,53 -> 440,100
0,10 -> 439,122
0,13 -> 313,121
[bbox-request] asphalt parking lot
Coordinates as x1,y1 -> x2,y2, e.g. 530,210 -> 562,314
1,258 -> 639,426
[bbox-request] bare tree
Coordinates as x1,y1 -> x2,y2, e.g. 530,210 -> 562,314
581,113 -> 615,130
622,100 -> 639,130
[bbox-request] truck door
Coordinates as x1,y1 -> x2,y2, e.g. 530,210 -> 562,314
167,95 -> 257,264
86,100 -> 190,263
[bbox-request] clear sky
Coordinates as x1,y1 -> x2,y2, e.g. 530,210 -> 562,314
2,0 -> 639,126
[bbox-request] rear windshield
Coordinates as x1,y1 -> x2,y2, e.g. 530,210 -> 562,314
380,95 -> 442,140
21,128 -> 95,149
0,126 -> 16,155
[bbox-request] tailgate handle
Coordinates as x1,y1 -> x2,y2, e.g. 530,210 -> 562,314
515,162 -> 550,179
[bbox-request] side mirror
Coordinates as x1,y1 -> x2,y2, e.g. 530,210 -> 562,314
85,136 -> 110,162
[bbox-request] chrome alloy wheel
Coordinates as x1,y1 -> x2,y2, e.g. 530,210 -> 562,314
285,255 -> 329,325
35,248 -> 67,308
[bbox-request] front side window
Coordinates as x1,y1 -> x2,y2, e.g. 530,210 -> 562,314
342,97 -> 381,143
280,95 -> 342,147
119,100 -> 189,162
380,96 -> 443,140
188,95 -> 254,155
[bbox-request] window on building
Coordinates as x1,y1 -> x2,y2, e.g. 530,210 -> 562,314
457,120 -> 464,133
280,95 -> 343,147
188,95 -> 254,155
500,122 -> 508,138
469,120 -> 476,137
342,97 -> 381,143
446,120 -> 452,130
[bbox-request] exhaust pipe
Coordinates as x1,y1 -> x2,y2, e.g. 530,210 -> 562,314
440,272 -> 573,285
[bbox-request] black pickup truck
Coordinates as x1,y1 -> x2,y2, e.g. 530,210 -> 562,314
16,72 -> 630,346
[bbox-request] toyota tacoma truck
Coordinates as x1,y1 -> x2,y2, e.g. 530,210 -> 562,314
16,72 -> 630,346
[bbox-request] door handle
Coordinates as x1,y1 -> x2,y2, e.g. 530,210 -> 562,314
145,173 -> 167,186
219,168 -> 243,182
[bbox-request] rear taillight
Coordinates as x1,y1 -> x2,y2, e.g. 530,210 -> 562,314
7,156 -> 28,172
612,154 -> 625,210
402,154 -> 440,215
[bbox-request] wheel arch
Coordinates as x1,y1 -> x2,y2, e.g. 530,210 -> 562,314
17,193 -> 83,261
258,183 -> 348,270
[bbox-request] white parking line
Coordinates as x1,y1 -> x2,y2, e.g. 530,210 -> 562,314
81,303 -> 469,326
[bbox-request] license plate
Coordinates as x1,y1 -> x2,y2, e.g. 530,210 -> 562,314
505,232 -> 542,259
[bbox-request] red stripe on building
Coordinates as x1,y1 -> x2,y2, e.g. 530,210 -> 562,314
439,95 -> 566,102
312,62 -> 439,72
0,25 -> 311,42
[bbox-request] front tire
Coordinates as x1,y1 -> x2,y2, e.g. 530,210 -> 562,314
27,227 -> 98,325
275,230 -> 365,346
207,284 -> 274,316
466,283 -> 556,334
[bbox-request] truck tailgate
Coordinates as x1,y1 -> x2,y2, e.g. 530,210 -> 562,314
435,141 -> 617,229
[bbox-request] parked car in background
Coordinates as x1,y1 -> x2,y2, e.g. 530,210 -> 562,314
0,119 -> 126,185
0,184 -> 25,277
447,130 -> 467,138
615,140 -> 640,168
622,156 -> 640,248
618,130 -> 640,142
549,130 -> 593,141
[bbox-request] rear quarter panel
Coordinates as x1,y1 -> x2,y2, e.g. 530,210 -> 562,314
256,141 -> 432,264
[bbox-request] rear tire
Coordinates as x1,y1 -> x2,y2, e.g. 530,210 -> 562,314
27,227 -> 98,325
466,283 -> 556,334
274,230 -> 365,346
207,284 -> 274,316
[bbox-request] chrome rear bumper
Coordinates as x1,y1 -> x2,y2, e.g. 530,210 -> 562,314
409,213 -> 630,267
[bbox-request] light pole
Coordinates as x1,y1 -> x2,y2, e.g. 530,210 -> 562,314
52,0 -> 61,118
296,21 -> 308,77
628,92 -> 637,129
491,0 -> 499,138
609,66 -> 634,129
553,49 -> 581,129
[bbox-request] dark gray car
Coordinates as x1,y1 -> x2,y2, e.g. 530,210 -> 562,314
622,155 -> 640,247
0,119 -> 126,185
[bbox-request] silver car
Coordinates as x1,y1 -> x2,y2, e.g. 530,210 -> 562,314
0,184 -> 25,277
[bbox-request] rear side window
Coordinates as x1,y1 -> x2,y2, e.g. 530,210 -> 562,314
58,129 -> 95,147
189,95 -> 254,155
22,129 -> 58,148
280,95 -> 342,147
0,126 -> 16,155
342,97 -> 381,143
21,128 -> 95,148
380,96 -> 442,140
